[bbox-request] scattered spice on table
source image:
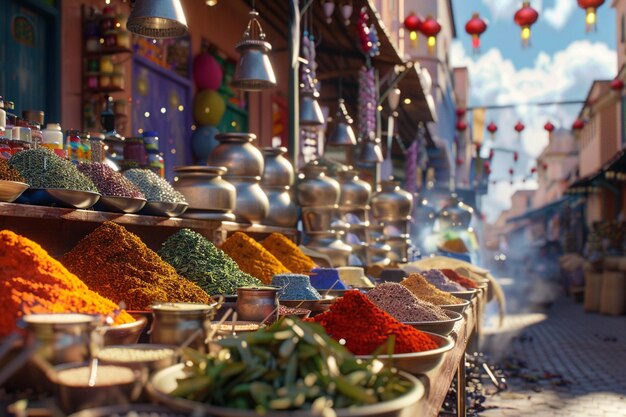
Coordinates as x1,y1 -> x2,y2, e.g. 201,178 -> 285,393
401,273 -> 464,305
310,290 -> 438,354
366,282 -> 449,322
220,232 -> 290,284
260,233 -> 315,274
158,229 -> 262,296
9,148 -> 97,192
61,222 -> 210,310
77,162 -> 144,198
0,230 -> 134,337
271,274 -> 321,300
440,269 -> 479,289
0,159 -> 25,182
124,168 -> 186,203
422,269 -> 466,292
278,305 -> 311,318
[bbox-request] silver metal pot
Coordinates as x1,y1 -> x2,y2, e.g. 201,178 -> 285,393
386,236 -> 411,263
227,176 -> 269,224
437,196 -> 473,230
303,231 -> 352,267
236,286 -> 279,323
173,166 -> 236,213
149,303 -> 218,352
367,238 -> 391,266
264,186 -> 297,228
207,132 -> 264,177
262,147 -> 294,187
337,169 -> 371,206
301,205 -> 338,233
296,161 -> 340,207
370,180 -> 413,221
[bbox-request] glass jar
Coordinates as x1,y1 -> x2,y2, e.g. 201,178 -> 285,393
66,129 -> 82,163
142,131 -> 159,152
85,36 -> 100,53
79,131 -> 92,162
116,31 -> 131,49
0,138 -> 12,159
99,75 -> 111,89
111,73 -> 124,89
90,133 -> 105,162
124,137 -> 147,166
100,56 -> 114,73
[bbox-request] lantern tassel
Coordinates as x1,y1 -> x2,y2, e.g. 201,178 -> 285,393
472,34 -> 480,53
409,30 -> 419,48
427,36 -> 436,55
521,25 -> 531,47
586,7 -> 597,32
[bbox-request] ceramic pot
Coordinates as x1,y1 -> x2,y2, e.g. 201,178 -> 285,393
303,231 -> 352,267
262,147 -> 294,186
264,186 -> 298,227
173,166 -> 236,213
370,180 -> 413,221
296,161 -> 340,207
337,169 -> 371,206
207,133 -> 264,177
227,176 -> 269,224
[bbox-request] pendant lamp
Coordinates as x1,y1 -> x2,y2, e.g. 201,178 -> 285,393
127,0 -> 188,39
231,10 -> 277,91
327,99 -> 357,146
358,134 -> 384,164
300,69 -> 324,126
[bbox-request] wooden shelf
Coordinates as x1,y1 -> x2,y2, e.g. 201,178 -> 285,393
84,46 -> 133,58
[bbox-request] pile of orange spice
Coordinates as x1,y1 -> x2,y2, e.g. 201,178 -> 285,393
440,269 -> 479,289
0,230 -> 134,337
401,273 -> 463,305
261,233 -> 315,274
220,232 -> 290,284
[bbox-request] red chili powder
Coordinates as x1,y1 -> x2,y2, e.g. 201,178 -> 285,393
440,269 -> 479,289
310,290 -> 439,355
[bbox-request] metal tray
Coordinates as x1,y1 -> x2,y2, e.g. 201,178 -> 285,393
17,188 -> 100,209
0,180 -> 29,203
139,201 -> 189,217
94,195 -> 147,214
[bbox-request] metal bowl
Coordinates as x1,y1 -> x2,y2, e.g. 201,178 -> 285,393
17,188 -> 100,209
448,288 -> 478,301
147,363 -> 424,417
102,315 -> 148,346
402,310 -> 463,336
68,403 -> 188,417
0,180 -> 29,202
96,344 -> 178,373
94,195 -> 147,214
139,201 -> 189,217
180,210 -> 236,221
280,296 -> 335,316
356,332 -> 454,375
438,299 -> 471,314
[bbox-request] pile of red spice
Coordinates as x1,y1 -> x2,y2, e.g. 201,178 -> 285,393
440,269 -> 479,289
310,290 -> 438,355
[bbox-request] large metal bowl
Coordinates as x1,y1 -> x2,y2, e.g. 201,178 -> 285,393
147,363 -> 424,417
96,344 -> 178,373
18,188 -> 100,209
356,332 -> 454,375
139,201 -> 189,217
94,195 -> 147,214
0,180 -> 29,202
402,310 -> 463,336
68,404 -> 188,417
102,315 -> 148,346
438,299 -> 471,314
448,288 -> 478,301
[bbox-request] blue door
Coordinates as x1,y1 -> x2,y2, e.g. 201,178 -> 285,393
0,0 -> 60,121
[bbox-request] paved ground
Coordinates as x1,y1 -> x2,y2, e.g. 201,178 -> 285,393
476,277 -> 626,416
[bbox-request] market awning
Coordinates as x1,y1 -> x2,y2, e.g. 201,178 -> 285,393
507,198 -> 567,223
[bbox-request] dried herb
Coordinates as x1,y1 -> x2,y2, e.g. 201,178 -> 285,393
158,229 -> 261,296
77,162 -> 144,198
0,159 -> 25,182
124,168 -> 186,203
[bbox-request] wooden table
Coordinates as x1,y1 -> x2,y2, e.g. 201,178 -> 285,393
414,292 -> 482,417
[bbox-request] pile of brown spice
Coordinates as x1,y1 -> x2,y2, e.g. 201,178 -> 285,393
220,232 -> 290,284
366,282 -> 449,322
61,222 -> 210,310
261,233 -> 315,274
400,273 -> 463,305
0,230 -> 134,337
0,159 -> 25,182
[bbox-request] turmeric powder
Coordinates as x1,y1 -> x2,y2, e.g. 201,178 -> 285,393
261,233 -> 315,274
220,232 -> 290,284
0,230 -> 134,337
400,273 -> 464,305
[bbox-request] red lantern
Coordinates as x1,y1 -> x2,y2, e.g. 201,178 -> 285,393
572,119 -> 585,130
489,149 -> 494,159
465,13 -> 487,52
487,121 -> 498,140
514,121 -> 525,133
456,120 -> 468,132
514,2 -> 539,47
513,151 -> 519,162
456,157 -> 464,166
483,161 -> 490,170
543,163 -> 548,170
475,142 -> 482,153
610,78 -> 624,91
577,0 -> 605,32
421,16 -> 441,55
456,107 -> 466,117
531,166 -> 537,174
404,12 -> 422,44
509,168 -> 514,176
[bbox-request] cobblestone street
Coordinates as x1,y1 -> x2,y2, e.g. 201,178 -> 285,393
477,280 -> 626,416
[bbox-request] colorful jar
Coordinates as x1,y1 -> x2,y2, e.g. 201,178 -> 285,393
124,137 -> 147,166
66,130 -> 82,163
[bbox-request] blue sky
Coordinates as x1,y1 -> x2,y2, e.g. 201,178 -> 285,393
449,0 -> 618,221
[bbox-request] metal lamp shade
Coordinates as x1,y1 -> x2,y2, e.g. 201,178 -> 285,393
300,91 -> 325,126
358,138 -> 384,164
127,0 -> 188,39
326,99 -> 357,146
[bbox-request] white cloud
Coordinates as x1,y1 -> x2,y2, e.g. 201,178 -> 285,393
482,0 -> 576,31
451,39 -> 616,222
481,0 -> 538,22
543,0 -> 577,30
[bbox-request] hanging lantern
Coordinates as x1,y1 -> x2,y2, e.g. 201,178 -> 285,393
513,151 -> 519,162
456,120 -> 468,132
403,12 -> 422,44
341,1 -> 353,25
489,149 -> 494,160
456,157 -> 464,166
326,98 -> 357,146
577,0 -> 605,32
509,168 -> 514,176
572,119 -> 585,131
531,166 -> 537,174
323,1 -> 335,24
388,88 -> 401,111
514,2 -> 539,47
127,0 -> 188,38
475,142 -> 482,154
543,120 -> 555,140
456,107 -> 466,117
611,78 -> 624,91
420,15 -> 441,55
465,13 -> 487,53
486,121 -> 498,140
543,163 -> 548,170
514,121 -> 525,140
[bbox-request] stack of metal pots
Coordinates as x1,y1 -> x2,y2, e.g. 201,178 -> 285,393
173,165 -> 237,221
207,133 -> 269,224
336,167 -> 372,266
370,180 -> 414,263
261,147 -> 297,227
295,160 -> 352,267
